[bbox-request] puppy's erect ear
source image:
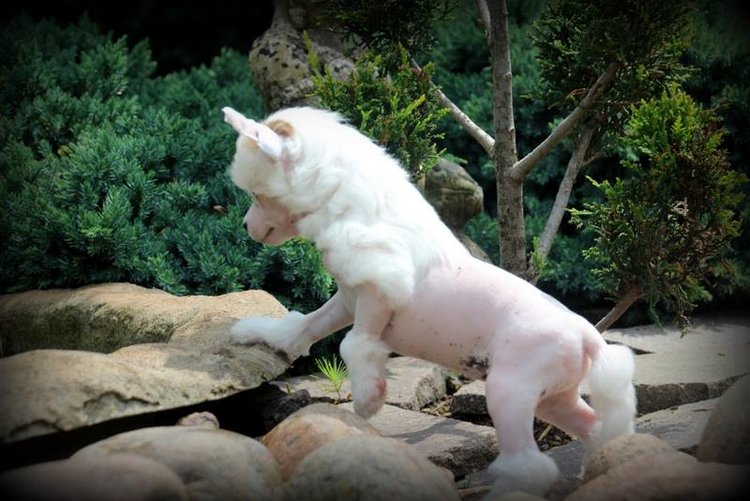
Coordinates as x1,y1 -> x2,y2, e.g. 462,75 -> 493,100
222,107 -> 284,161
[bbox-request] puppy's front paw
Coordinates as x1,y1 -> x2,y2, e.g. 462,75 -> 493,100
230,316 -> 277,344
351,375 -> 386,419
229,312 -> 310,359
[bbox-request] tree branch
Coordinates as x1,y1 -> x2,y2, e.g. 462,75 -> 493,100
529,122 -> 596,283
510,61 -> 621,183
596,283 -> 643,332
411,58 -> 495,155
475,0 -> 491,34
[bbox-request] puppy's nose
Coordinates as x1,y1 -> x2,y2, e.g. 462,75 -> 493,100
243,220 -> 250,232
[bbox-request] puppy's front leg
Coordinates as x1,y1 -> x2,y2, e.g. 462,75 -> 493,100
230,290 -> 353,359
339,284 -> 393,418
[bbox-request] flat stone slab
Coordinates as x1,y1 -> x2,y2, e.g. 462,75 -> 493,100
604,315 -> 750,413
636,398 -> 716,454
0,283 -> 290,443
450,315 -> 750,416
271,356 -> 448,411
340,403 -> 498,478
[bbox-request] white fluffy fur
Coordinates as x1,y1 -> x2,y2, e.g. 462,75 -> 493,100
339,333 -> 391,418
231,106 -> 466,308
586,343 -> 637,451
487,449 -> 560,497
223,106 -> 637,497
230,311 -> 311,358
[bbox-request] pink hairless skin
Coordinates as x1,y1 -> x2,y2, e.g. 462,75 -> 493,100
222,106 -> 636,497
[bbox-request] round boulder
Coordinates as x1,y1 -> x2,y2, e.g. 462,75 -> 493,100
583,433 -> 675,483
0,453 -> 187,500
285,435 -> 459,500
568,451 -> 748,501
262,403 -> 380,480
73,426 -> 281,501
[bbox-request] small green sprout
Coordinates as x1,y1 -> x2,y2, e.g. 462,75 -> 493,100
315,354 -> 349,403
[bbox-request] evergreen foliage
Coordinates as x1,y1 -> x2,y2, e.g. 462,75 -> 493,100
309,42 -> 448,179
571,86 -> 746,324
0,16 -> 334,312
320,0 -> 455,57
532,0 -> 696,159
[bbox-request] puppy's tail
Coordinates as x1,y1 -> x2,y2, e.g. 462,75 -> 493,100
586,334 -> 636,451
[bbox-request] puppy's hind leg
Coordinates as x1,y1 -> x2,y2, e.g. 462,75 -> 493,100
230,290 -> 353,359
484,369 -> 559,497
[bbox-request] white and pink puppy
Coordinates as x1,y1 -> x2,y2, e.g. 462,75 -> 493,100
222,106 -> 636,496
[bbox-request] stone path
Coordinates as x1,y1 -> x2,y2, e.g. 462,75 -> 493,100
1,282 -> 747,499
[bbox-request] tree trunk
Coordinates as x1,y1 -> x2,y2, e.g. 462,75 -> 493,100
487,0 -> 526,276
595,284 -> 643,332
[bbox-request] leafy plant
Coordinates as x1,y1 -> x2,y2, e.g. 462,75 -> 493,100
571,85 -> 746,329
0,16 -> 334,313
319,0 -> 455,57
308,39 -> 447,179
315,354 -> 349,402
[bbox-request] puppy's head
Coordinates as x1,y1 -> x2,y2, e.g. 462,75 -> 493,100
223,107 -> 300,245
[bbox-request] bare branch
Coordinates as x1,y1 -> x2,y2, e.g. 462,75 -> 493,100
529,123 -> 596,283
596,284 -> 643,332
510,61 -> 621,183
475,0 -> 491,34
411,58 -> 495,155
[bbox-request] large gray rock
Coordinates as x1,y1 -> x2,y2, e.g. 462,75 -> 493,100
380,356 -> 448,411
0,283 -> 290,443
285,435 -> 460,501
697,374 -> 750,464
548,398 -> 719,478
0,282 -> 287,355
424,158 -> 483,231
248,0 -> 356,111
635,398 -> 717,454
0,453 -> 188,501
451,380 -> 488,415
73,426 -> 282,501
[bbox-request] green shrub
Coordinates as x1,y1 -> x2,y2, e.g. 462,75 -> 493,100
309,42 -> 447,179
0,16 -> 334,312
571,86 -> 746,324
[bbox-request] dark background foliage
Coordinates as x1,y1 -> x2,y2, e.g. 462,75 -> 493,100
2,0 -> 749,325
0,12 -> 334,313
2,0 -> 274,75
